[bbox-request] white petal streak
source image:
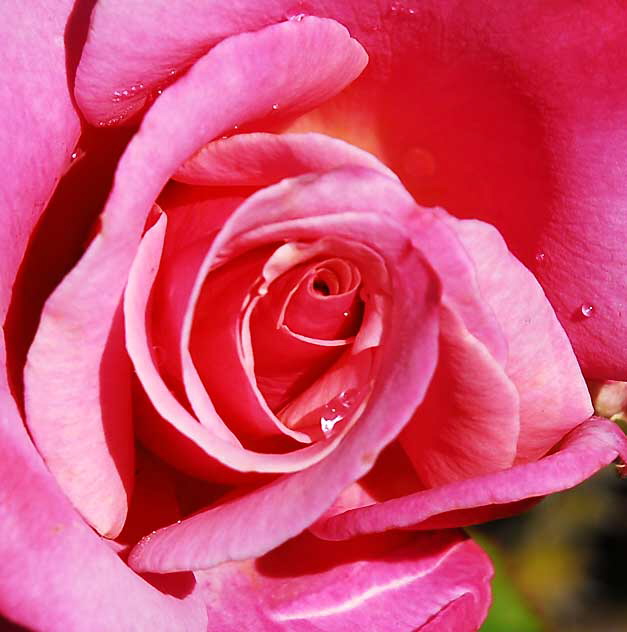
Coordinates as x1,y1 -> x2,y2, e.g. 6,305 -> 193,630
272,542 -> 465,621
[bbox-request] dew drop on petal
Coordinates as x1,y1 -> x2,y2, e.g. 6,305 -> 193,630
535,252 -> 545,263
343,311 -> 349,317
70,151 -> 78,161
289,12 -> 306,21
271,103 -> 279,111
319,389 -> 358,436
581,303 -> 594,318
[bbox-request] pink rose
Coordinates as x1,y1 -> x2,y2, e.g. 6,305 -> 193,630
2,1 -> 626,630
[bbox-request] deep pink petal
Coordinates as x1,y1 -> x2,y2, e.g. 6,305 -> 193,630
193,530 -> 492,631
401,303 -> 519,487
190,245 -> 310,442
449,218 -> 593,461
151,187 -> 246,429
312,417 -> 627,540
0,349 -> 206,630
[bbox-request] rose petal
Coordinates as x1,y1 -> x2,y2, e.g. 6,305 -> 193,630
76,11 -> 367,127
174,131 -> 397,185
449,218 -> 593,461
0,0 -> 80,324
400,303 -> 520,486
194,530 -> 492,631
311,417 -> 627,540
190,245 -> 312,443
24,297 -> 134,538
0,349 -> 206,630
25,17 -> 367,528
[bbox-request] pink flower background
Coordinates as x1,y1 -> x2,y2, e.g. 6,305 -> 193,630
1,1 -> 627,630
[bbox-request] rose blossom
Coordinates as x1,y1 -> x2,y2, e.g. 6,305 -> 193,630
2,1 -> 627,631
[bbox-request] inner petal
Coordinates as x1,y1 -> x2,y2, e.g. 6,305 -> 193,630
283,258 -> 364,341
250,257 -> 363,413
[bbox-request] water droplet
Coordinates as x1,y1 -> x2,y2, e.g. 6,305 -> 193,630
258,285 -> 268,297
271,103 -> 279,111
121,89 -> 129,97
289,12 -> 306,21
343,311 -> 349,317
535,252 -> 545,263
169,69 -> 176,76
70,151 -> 78,161
156,88 -> 163,95
319,389 -> 357,436
233,124 -> 239,130
581,303 -> 594,318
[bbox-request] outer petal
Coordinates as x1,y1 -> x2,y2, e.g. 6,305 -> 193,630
0,0 -> 80,324
0,348 -> 206,631
400,303 -> 519,487
24,16 -> 366,535
449,218 -> 593,461
194,530 -> 492,631
312,417 -> 627,540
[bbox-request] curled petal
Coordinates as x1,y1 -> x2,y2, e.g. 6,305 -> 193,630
449,218 -> 593,461
193,530 -> 492,631
175,131 -> 397,185
312,417 -> 627,540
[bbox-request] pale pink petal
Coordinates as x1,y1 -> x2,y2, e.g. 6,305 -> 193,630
194,530 -> 492,631
174,132 -> 397,185
449,218 -> 593,461
0,349 -> 206,630
24,297 -> 133,538
312,417 -> 627,540
0,0 -> 80,325
76,11 -> 367,127
401,303 -> 519,486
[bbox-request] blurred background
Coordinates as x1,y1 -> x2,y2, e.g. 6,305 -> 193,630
474,426 -> 627,632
